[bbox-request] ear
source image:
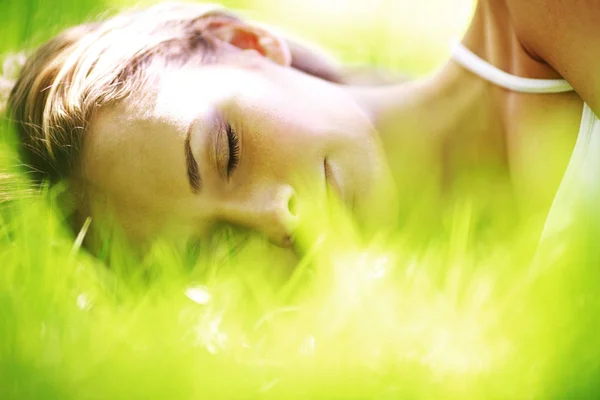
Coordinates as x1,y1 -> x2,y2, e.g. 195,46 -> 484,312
204,17 -> 292,67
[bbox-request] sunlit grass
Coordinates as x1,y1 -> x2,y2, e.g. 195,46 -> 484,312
2,0 -> 600,399
2,167 -> 600,398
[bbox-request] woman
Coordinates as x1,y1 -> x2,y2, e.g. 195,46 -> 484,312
6,0 -> 598,252
7,3 -> 401,252
357,0 -> 600,242
359,0 -> 600,245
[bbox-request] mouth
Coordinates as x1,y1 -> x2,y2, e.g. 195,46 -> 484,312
323,158 -> 353,212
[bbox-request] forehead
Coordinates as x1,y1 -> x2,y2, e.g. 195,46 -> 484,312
84,58 -> 281,174
84,94 -> 190,208
81,62 -> 270,211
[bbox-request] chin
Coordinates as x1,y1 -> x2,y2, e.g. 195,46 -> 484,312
353,172 -> 399,237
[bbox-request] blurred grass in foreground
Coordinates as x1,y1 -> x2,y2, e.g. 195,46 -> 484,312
2,0 -> 600,399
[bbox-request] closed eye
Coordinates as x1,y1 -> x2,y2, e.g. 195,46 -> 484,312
226,123 -> 240,177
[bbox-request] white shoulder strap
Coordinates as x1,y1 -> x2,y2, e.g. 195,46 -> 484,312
451,42 -> 574,94
541,104 -> 599,239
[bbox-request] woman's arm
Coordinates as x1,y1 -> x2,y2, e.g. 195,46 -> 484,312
505,0 -> 600,115
285,35 -> 408,86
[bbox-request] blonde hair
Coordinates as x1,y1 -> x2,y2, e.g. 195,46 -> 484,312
8,2 -> 347,186
8,3 -> 237,182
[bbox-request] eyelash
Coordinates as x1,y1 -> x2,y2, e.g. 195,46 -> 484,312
226,123 -> 240,177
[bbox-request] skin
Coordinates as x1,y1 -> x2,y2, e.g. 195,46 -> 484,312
83,50 -> 397,248
83,0 -> 599,249
351,0 -> 595,228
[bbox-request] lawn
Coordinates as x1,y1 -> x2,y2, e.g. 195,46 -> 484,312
1,0 -> 600,399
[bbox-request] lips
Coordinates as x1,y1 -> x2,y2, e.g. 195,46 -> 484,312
324,158 -> 352,210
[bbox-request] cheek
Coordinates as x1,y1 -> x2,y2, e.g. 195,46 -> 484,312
106,195 -> 218,247
240,131 -> 322,188
231,97 -> 374,190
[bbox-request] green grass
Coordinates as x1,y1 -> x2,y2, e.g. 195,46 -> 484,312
2,0 -> 600,398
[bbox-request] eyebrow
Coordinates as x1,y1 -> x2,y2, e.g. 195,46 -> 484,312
184,125 -> 202,193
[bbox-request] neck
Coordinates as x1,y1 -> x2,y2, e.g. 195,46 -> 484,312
348,38 -> 500,197
346,0 -> 536,213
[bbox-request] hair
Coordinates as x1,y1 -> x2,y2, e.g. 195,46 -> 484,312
6,2 -> 346,187
7,3 -> 246,184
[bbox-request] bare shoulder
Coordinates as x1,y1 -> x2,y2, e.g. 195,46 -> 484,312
506,0 -> 600,113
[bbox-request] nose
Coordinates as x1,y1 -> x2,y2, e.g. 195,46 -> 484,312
223,184 -> 300,248
261,185 -> 299,247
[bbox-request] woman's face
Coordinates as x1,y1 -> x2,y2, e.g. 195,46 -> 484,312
83,50 -> 397,248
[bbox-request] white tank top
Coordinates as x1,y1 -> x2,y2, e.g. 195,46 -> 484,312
451,42 -> 600,241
